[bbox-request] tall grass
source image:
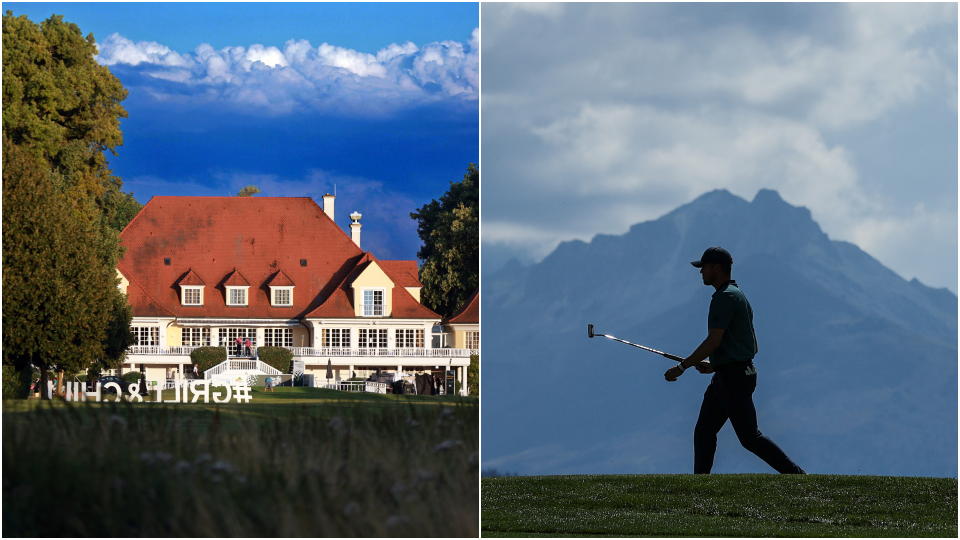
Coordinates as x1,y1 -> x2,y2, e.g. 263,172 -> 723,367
3,397 -> 478,536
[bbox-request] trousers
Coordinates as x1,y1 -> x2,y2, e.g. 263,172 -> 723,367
693,362 -> 804,474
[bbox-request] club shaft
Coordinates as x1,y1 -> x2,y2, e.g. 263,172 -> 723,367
599,334 -> 685,362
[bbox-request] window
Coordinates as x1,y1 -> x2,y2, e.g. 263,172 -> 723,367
362,289 -> 384,316
431,325 -> 450,348
358,329 -> 387,349
264,328 -> 293,348
396,329 -> 425,348
131,327 -> 159,346
227,287 -> 247,306
322,328 -> 351,348
182,287 -> 202,306
181,328 -> 210,347
466,331 -> 480,350
272,288 -> 292,306
219,328 -> 256,356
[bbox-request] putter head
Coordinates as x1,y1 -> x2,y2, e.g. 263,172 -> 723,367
588,324 -> 594,338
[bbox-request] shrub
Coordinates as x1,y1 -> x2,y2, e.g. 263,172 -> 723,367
257,346 -> 293,374
468,354 -> 479,397
190,347 -> 227,376
121,372 -> 141,384
2,365 -> 32,399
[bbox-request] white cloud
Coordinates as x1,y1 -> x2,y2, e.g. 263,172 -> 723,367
97,33 -> 194,67
95,30 -> 479,115
481,3 -> 957,291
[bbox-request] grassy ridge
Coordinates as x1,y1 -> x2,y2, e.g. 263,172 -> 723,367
3,388 -> 478,537
482,474 -> 957,537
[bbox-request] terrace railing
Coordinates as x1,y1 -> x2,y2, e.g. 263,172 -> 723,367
127,345 -> 201,356
318,381 -> 388,393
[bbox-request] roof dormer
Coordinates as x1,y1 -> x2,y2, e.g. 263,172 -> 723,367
177,269 -> 206,306
223,269 -> 251,306
350,260 -> 395,317
265,270 -> 295,307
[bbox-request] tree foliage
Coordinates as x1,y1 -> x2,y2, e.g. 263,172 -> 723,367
3,11 -> 128,212
3,12 -> 135,397
237,185 -> 261,197
411,164 -> 479,318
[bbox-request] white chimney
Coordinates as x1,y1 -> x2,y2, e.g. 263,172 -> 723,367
322,193 -> 335,221
350,211 -> 362,248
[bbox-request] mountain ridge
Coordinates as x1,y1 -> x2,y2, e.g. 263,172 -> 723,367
482,188 -> 957,477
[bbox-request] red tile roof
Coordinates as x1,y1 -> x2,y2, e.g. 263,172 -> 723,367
446,288 -> 479,324
378,260 -> 422,288
118,196 -> 437,321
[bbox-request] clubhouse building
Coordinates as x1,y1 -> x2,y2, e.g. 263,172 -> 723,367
115,195 -> 476,393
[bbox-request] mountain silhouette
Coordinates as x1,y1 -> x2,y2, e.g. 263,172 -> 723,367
482,189 -> 956,477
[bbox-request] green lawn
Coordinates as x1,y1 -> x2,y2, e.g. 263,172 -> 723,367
482,474 -> 957,537
4,389 -> 478,536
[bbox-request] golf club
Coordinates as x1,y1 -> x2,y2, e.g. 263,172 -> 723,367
587,323 -> 685,362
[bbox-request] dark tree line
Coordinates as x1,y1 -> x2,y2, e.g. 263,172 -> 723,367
3,12 -> 140,398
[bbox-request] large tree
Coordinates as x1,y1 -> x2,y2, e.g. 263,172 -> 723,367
411,164 -> 479,318
3,12 -> 135,397
3,139 -> 130,396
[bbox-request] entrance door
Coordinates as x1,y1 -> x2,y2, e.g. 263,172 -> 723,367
220,328 -> 257,357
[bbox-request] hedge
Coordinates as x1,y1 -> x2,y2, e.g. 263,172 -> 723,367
2,365 -> 32,399
468,354 -> 479,397
190,347 -> 227,376
257,347 -> 293,374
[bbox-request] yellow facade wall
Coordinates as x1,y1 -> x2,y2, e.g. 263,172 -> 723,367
117,269 -> 129,295
292,326 -> 310,348
166,326 -> 182,347
351,261 -> 395,316
406,287 -> 421,303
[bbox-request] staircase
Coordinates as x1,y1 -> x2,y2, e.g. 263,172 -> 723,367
204,359 -> 283,381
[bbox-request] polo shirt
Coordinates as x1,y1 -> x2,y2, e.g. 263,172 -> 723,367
707,280 -> 758,367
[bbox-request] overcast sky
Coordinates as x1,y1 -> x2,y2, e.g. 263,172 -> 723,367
481,3 -> 957,293
7,2 -> 479,262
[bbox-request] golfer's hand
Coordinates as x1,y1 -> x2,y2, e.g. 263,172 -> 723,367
695,361 -> 714,374
664,365 -> 684,382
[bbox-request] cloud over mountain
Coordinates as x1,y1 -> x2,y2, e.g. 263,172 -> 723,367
95,29 -> 479,115
481,3 -> 957,292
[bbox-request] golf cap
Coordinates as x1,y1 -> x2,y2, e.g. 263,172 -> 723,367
691,246 -> 733,268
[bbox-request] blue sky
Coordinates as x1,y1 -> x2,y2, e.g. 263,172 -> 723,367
482,3 -> 957,293
6,2 -> 479,262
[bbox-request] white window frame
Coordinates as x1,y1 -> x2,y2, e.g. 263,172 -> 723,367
226,286 -> 249,306
270,286 -> 294,307
322,328 -> 351,348
131,326 -> 160,347
181,328 -> 211,347
395,329 -> 425,348
180,285 -> 203,306
358,328 -> 388,349
466,331 -> 480,350
264,328 -> 293,347
362,288 -> 385,317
